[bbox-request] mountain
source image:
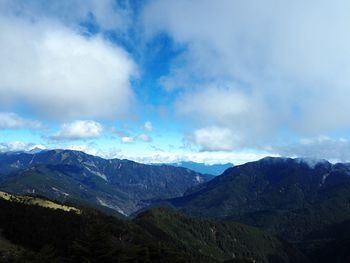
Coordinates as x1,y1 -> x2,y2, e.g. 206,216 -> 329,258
0,191 -> 307,263
167,161 -> 234,176
1,156 -> 349,262
160,157 -> 350,256
135,208 -> 308,263
0,149 -> 212,215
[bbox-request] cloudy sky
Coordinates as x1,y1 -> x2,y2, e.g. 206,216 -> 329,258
1,0 -> 350,164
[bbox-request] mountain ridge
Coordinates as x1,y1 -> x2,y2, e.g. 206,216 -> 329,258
0,149 -> 213,215
160,157 -> 350,240
0,192 -> 308,263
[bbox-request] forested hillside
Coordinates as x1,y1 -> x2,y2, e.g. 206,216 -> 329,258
0,192 -> 305,263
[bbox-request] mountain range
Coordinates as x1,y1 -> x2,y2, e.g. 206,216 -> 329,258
0,149 -> 212,215
1,150 -> 350,261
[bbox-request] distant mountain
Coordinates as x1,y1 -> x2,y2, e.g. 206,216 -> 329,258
167,161 -> 234,175
162,157 -> 350,249
0,149 -> 212,215
0,192 -> 307,263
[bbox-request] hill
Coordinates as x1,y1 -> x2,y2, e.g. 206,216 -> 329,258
0,149 -> 212,215
0,190 -> 80,214
0,192 -> 305,263
134,208 -> 307,263
158,157 -> 350,260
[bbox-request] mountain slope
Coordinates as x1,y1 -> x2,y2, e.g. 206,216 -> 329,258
134,208 -> 307,263
0,190 -> 80,214
0,192 -> 307,263
164,157 -> 350,242
0,150 -> 212,215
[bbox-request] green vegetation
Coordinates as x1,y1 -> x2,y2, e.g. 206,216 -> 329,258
161,157 -> 350,262
0,197 -> 189,263
0,191 -> 80,214
135,208 -> 306,263
0,193 -> 304,263
2,155 -> 350,262
0,150 -> 212,215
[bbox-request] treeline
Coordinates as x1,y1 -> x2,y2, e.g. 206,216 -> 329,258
0,199 -> 192,263
0,198 -> 306,263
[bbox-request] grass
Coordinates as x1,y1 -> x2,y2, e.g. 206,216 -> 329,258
0,191 -> 81,214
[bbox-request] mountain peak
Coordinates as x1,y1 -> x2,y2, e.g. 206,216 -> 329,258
0,149 -> 212,215
294,157 -> 330,168
258,156 -> 330,168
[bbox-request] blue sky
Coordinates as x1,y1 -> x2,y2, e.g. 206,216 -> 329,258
1,0 -> 350,164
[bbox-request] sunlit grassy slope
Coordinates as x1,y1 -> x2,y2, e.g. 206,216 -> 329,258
0,191 -> 80,214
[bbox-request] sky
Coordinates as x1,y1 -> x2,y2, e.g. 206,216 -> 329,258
1,0 -> 350,165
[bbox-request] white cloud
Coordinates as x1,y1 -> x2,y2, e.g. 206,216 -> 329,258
137,134 -> 152,142
0,140 -> 273,165
0,141 -> 46,152
188,126 -> 242,151
64,144 -> 101,156
116,149 -> 273,165
52,120 -> 103,141
176,85 -> 254,124
121,136 -> 134,144
143,0 -> 350,149
176,85 -> 271,149
116,122 -> 153,144
272,136 -> 350,162
143,121 -> 153,131
0,13 -> 136,120
120,134 -> 152,144
0,112 -> 42,129
0,0 -> 131,32
0,141 -> 29,152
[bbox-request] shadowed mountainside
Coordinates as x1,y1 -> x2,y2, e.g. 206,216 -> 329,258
0,192 -> 307,263
0,149 -> 212,215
